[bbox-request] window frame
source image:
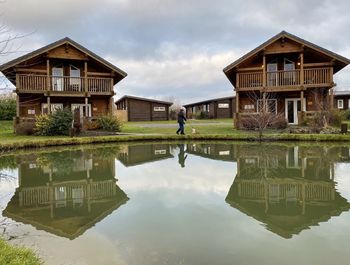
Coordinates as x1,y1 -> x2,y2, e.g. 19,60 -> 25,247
337,99 -> 344,109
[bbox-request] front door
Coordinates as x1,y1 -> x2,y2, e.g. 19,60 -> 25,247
285,99 -> 302,124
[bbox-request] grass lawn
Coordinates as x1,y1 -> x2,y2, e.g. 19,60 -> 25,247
0,238 -> 41,265
1,119 -> 350,152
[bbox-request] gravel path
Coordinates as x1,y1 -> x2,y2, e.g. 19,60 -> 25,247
133,122 -> 229,128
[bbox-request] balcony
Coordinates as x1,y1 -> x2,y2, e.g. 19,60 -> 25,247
16,74 -> 114,95
236,67 -> 333,91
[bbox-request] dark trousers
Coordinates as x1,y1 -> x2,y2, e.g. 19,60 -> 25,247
176,122 -> 185,134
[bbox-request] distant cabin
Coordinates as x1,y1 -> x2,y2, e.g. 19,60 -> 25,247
184,96 -> 235,119
115,95 -> 173,121
334,90 -> 350,110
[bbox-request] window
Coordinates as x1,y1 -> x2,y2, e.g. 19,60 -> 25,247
203,104 -> 210,112
155,149 -> 166,155
70,65 -> 81,91
192,106 -> 196,113
27,109 -> 35,115
154,106 -> 165,111
338,99 -> 344,109
42,103 -> 63,114
244,104 -> 255,110
257,99 -> 277,114
218,103 -> 229,108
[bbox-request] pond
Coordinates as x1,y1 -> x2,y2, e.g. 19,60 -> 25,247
0,142 -> 350,265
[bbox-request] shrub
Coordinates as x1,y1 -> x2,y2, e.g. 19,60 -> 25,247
344,109 -> 350,120
35,108 -> 73,136
195,111 -> 208,119
96,115 -> 122,132
34,114 -> 52,136
0,95 -> 16,120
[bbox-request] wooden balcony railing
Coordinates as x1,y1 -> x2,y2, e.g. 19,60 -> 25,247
16,74 -> 114,94
237,67 -> 332,89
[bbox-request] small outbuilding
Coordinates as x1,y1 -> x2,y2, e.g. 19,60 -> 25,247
334,90 -> 350,110
115,95 -> 173,121
184,96 -> 235,119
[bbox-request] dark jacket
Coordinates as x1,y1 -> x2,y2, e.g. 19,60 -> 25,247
177,110 -> 187,124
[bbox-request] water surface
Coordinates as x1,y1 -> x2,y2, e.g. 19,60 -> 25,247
0,142 -> 350,265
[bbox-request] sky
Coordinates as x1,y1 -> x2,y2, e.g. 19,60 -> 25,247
1,0 -> 350,104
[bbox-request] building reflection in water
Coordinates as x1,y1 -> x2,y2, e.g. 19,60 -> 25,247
3,147 -> 128,240
225,144 -> 350,238
117,144 -> 174,167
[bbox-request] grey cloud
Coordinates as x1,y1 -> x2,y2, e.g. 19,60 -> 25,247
1,0 -> 350,100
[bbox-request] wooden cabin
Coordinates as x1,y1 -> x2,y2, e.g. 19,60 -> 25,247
0,37 -> 127,134
334,90 -> 350,110
115,95 -> 172,121
223,31 -> 350,128
184,96 -> 235,119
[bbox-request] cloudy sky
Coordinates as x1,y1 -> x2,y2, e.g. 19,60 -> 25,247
1,0 -> 350,104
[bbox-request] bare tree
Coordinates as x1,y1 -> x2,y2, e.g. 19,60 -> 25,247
239,91 -> 287,141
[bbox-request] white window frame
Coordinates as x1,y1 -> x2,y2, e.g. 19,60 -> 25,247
41,103 -> 63,114
52,67 -> 64,91
338,99 -> 344,109
218,103 -> 229,109
348,99 -> 350,109
154,106 -> 165,112
244,104 -> 255,110
257,99 -> 277,114
71,104 -> 92,118
69,65 -> 81,91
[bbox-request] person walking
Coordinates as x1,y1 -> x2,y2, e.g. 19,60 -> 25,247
176,107 -> 187,135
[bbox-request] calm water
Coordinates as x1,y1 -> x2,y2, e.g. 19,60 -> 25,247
1,142 -> 350,265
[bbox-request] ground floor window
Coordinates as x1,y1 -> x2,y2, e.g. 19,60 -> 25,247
203,104 -> 210,112
257,99 -> 277,114
218,103 -> 229,108
337,99 -> 344,109
42,103 -> 63,114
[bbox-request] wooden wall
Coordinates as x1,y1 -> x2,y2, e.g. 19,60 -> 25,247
118,98 -> 170,121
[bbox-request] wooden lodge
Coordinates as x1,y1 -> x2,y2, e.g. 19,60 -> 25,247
183,96 -> 235,119
223,31 -> 350,127
334,90 -> 350,110
115,95 -> 173,121
0,37 -> 127,134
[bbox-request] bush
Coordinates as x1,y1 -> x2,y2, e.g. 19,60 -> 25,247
96,115 -> 122,132
195,111 -> 208,119
35,108 -> 73,136
0,95 -> 16,120
344,109 -> 350,120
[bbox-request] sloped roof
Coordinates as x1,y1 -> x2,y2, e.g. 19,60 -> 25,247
116,95 -> 173,105
183,96 -> 235,107
0,37 -> 127,78
334,90 -> 350,96
223,31 -> 350,73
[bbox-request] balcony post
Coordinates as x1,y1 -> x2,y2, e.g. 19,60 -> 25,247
16,95 -> 20,117
300,53 -> 304,85
263,54 -> 266,88
234,91 -> 240,128
85,97 -> 89,118
46,59 -> 50,91
84,61 -> 88,92
300,90 -> 305,124
47,96 -> 51,115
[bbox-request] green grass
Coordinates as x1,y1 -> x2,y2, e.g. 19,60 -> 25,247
0,238 -> 41,265
2,119 -> 350,152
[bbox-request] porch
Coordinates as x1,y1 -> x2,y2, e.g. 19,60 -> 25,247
16,74 -> 114,95
236,67 -> 333,91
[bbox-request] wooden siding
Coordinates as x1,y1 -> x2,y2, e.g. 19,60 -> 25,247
186,98 -> 235,119
117,98 -> 170,121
